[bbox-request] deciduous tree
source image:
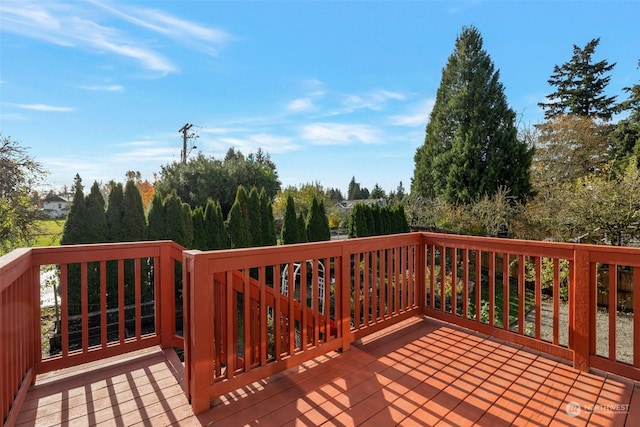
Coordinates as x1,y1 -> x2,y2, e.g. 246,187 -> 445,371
0,135 -> 46,253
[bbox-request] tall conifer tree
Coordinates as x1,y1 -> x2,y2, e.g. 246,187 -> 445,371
147,193 -> 166,241
412,26 -> 533,204
538,38 -> 617,120
122,180 -> 147,241
84,181 -> 107,243
106,182 -> 124,242
281,195 -> 300,244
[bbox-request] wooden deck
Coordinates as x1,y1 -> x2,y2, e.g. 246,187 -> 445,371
16,318 -> 640,426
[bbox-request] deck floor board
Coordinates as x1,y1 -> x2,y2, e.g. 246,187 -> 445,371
16,318 -> 639,426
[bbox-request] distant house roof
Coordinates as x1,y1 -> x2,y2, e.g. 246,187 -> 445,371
333,198 -> 387,211
44,194 -> 68,203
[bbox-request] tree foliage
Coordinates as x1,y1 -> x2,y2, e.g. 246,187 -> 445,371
538,38 -> 617,121
122,180 -> 147,242
281,195 -> 301,244
347,176 -> 369,200
532,115 -> 611,188
203,198 -> 228,250
61,175 -> 88,245
305,197 -> 330,242
0,135 -> 46,253
610,59 -> 640,171
565,161 -> 640,246
106,182 -> 124,242
147,193 -> 166,241
227,186 -> 252,248
348,203 -> 409,238
260,189 -> 277,246
154,148 -> 280,217
412,26 -> 533,204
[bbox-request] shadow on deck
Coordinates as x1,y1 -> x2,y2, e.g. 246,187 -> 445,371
16,318 -> 640,426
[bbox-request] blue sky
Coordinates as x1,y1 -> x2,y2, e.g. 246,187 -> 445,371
1,0 -> 639,195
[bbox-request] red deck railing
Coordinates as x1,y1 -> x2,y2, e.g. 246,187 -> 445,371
182,233 -> 424,413
2,232 -> 640,421
1,241 -> 184,426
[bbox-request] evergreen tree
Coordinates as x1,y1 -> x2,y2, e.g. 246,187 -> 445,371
260,188 -> 277,246
395,181 -> 406,201
370,184 -> 386,199
84,181 -> 107,243
347,176 -> 359,200
247,186 -> 263,246
395,205 -> 410,233
610,60 -> 640,170
122,180 -> 147,242
281,195 -> 300,244
61,174 -> 87,245
412,26 -> 533,204
204,198 -> 228,249
147,193 -> 166,241
191,206 -> 207,250
297,213 -> 307,243
164,191 -> 187,247
182,202 -> 194,249
348,203 -> 370,238
306,197 -> 331,242
105,182 -> 124,242
364,205 -> 375,236
539,38 -> 617,120
227,186 -> 252,248
371,204 -> 383,235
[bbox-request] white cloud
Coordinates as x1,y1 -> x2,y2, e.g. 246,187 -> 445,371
79,84 -> 123,92
89,0 -> 231,55
200,126 -> 249,135
338,89 -> 407,114
302,123 -> 380,145
0,0 -> 232,73
287,98 -> 315,113
389,99 -> 435,126
215,133 -> 300,154
16,103 -> 75,112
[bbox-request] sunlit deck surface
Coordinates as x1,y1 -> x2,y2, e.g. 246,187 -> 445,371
16,318 -> 640,427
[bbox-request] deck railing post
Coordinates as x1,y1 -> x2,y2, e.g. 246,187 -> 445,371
183,250 -> 212,414
159,243 -> 174,349
572,247 -> 591,372
340,249 -> 352,352
417,234 -> 427,313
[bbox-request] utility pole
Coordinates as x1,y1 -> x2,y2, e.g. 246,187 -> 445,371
179,123 -> 194,164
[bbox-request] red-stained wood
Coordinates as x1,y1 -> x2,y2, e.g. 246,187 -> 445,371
609,264 -> 617,361
502,252 -> 509,330
553,257 -> 560,346
635,267 -> 640,369
6,233 -> 640,421
535,256 -> 542,340
573,248 -> 591,372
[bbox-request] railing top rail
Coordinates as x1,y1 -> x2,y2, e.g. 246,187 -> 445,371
421,232 -> 577,259
30,240 -> 184,265
0,247 -> 32,293
184,233 -> 424,273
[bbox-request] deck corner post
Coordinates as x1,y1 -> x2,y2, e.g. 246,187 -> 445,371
572,247 -> 591,372
183,250 -> 212,415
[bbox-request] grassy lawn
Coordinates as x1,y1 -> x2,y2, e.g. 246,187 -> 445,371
33,219 -> 65,246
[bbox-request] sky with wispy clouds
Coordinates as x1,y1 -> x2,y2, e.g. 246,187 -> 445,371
1,0 -> 638,194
